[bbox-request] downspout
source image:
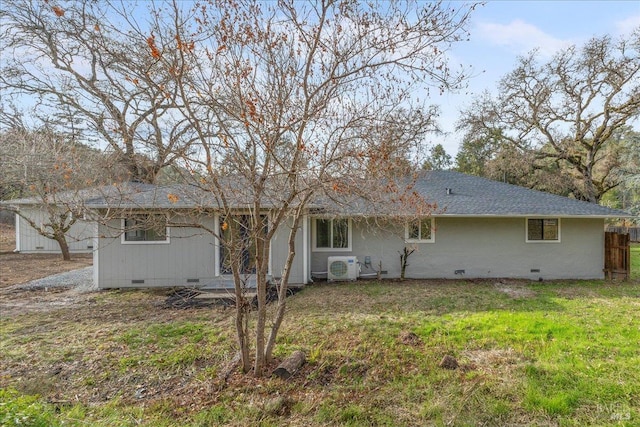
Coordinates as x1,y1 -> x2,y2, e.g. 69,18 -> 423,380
214,213 -> 220,277
14,212 -> 20,252
93,221 -> 99,288
267,213 -> 273,279
303,214 -> 309,284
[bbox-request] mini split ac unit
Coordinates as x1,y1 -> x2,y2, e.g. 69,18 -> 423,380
327,256 -> 359,281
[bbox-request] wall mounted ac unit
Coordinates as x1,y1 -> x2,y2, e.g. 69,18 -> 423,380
327,256 -> 359,281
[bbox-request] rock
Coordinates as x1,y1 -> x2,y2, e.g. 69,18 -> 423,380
439,355 -> 459,370
134,387 -> 146,399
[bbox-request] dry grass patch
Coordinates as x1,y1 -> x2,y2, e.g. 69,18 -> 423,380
493,280 -> 538,299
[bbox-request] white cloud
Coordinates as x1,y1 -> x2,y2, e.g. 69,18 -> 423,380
476,19 -> 572,58
615,14 -> 640,35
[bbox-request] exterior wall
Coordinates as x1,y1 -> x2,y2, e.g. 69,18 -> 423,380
310,217 -> 605,280
96,214 -> 216,288
16,209 -> 94,253
96,213 -> 307,288
270,217 -> 305,285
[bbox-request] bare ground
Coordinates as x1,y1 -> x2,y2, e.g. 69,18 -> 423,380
0,223 -> 93,289
0,222 -> 15,252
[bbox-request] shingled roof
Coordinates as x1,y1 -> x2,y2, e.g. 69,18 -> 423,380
413,171 -> 630,217
3,171 -> 631,218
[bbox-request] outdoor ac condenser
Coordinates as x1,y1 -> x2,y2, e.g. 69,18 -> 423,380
327,256 -> 359,281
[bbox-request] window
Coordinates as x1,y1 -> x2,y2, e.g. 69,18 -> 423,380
122,214 -> 169,244
313,218 -> 351,251
405,218 -> 434,243
526,218 -> 560,242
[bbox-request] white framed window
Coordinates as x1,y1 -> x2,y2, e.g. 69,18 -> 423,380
312,218 -> 351,251
405,218 -> 435,243
121,214 -> 170,244
526,218 -> 561,243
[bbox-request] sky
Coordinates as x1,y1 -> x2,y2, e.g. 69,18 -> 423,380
435,0 -> 640,157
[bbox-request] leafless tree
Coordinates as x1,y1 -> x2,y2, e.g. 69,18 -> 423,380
0,120 -> 108,260
165,0 -> 475,376
458,32 -> 640,203
0,0 -> 195,183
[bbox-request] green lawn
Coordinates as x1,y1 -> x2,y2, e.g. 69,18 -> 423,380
1,252 -> 639,426
631,243 -> 639,280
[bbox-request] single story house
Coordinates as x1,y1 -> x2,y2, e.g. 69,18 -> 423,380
6,171 -> 631,287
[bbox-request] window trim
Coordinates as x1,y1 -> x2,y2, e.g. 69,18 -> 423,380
121,213 -> 171,245
525,218 -> 561,243
312,217 -> 352,252
405,217 -> 435,243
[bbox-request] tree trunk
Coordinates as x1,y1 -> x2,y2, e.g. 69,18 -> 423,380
254,274 -> 267,376
232,265 -> 251,373
54,234 -> 72,261
265,214 -> 302,363
253,236 -> 269,377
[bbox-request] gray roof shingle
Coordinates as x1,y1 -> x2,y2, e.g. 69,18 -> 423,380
413,171 -> 630,217
2,171 -> 631,218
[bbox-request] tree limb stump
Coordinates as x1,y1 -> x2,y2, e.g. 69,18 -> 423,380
273,350 -> 305,379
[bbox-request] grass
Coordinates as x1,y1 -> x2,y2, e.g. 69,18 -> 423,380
1,251 -> 639,426
631,243 -> 639,280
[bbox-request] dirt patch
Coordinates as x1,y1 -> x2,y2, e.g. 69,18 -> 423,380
493,281 -> 537,299
1,252 -> 93,289
0,222 -> 15,253
462,348 -> 527,377
1,222 -> 92,288
398,331 -> 423,346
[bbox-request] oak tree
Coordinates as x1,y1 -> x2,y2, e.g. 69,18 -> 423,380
458,32 -> 640,202
0,0 -> 194,183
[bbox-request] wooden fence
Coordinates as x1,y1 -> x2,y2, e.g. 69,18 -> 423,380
605,226 -> 639,243
604,232 -> 630,280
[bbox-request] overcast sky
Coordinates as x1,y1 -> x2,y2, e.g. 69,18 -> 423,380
434,0 -> 640,156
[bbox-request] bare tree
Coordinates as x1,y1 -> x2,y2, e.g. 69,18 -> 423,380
0,0 -> 195,183
164,0 -> 474,376
458,32 -> 640,203
0,121 -> 107,260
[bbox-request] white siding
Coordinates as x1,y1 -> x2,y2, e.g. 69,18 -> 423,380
311,217 -> 605,280
16,208 -> 94,253
270,218 -> 304,285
